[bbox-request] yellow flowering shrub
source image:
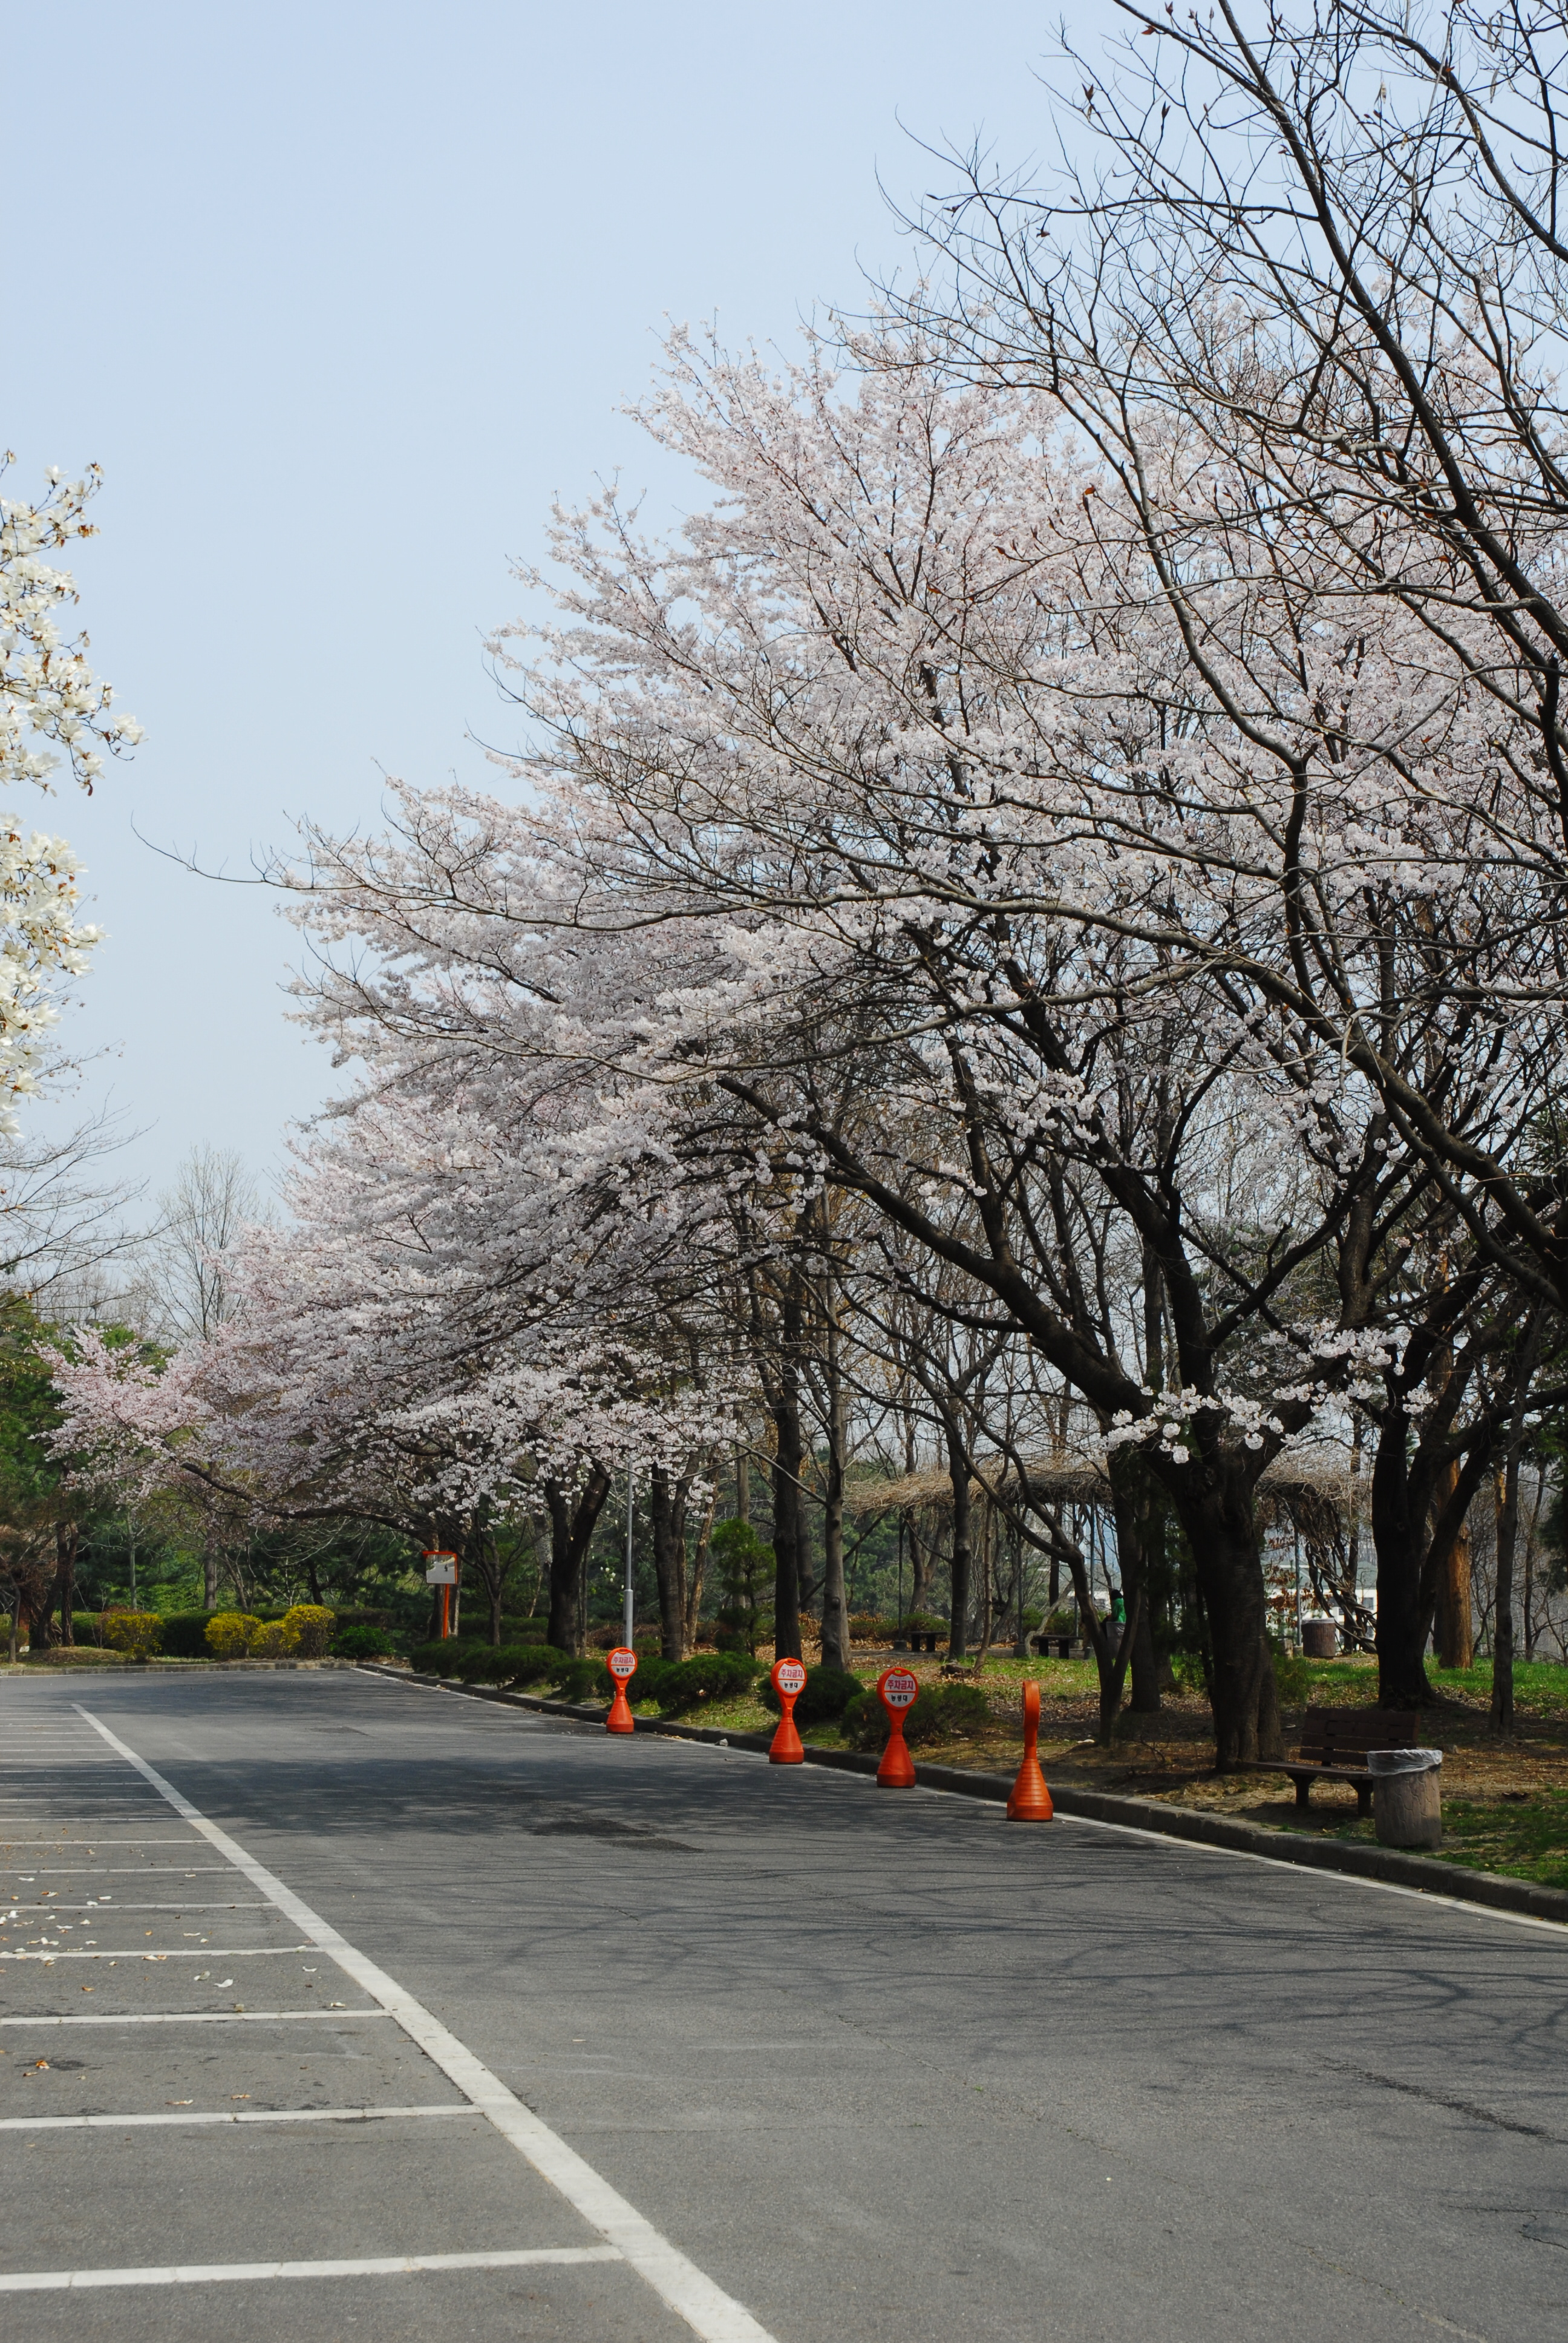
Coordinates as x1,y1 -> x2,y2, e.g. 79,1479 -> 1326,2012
204,1613 -> 260,1659
281,1604 -> 335,1658
99,1610 -> 162,1659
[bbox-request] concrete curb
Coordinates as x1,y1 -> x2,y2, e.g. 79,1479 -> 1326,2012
358,1666 -> 1568,1930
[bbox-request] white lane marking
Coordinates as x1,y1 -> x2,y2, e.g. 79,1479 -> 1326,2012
0,2104 -> 477,2131
75,1705 -> 776,2343
4,1903 -> 265,1912
0,2246 -> 623,2293
2,1945 -> 310,1961
3,2010 -> 390,2026
0,1840 -> 201,1847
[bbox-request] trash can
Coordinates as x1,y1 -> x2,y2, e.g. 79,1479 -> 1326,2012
1367,1748 -> 1443,1849
1301,1618 -> 1337,1658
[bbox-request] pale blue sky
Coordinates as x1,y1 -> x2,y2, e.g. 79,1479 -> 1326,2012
7,0 -> 1094,1205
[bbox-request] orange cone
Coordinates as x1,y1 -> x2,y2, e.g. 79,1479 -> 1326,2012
1006,1679 -> 1054,1820
769,1657 -> 806,1763
606,1647 -> 637,1735
877,1665 -> 919,1788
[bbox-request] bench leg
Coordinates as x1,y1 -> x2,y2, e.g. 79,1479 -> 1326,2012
1295,1778 -> 1311,1809
1356,1784 -> 1373,1819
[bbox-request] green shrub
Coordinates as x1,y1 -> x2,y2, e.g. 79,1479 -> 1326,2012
656,1651 -> 760,1710
499,1616 -> 549,1643
409,1636 -> 486,1674
900,1611 -> 947,1636
546,1656 -> 607,1703
157,1611 -> 214,1657
759,1664 -> 861,1725
457,1642 -> 555,1685
848,1614 -> 893,1643
99,1610 -> 163,1659
627,1654 -> 673,1705
333,1624 -> 396,1658
843,1681 -> 993,1750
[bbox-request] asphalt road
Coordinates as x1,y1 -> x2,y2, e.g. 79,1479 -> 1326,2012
2,1666 -> 1566,2343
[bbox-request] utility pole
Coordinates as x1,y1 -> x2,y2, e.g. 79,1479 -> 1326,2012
623,1463 -> 636,1649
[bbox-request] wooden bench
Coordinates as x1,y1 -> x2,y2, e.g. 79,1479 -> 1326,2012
1244,1707 -> 1422,1816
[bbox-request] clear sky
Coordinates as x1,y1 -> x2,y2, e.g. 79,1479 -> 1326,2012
7,0 -> 1096,1208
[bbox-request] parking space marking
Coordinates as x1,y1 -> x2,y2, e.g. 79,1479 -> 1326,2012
76,1704 -> 776,2343
2,1944 -> 312,1960
3,2009 -> 391,2026
0,2105 -> 477,2131
0,2246 -> 625,2293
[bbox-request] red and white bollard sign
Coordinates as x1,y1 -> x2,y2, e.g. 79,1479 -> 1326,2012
769,1657 -> 807,1765
877,1665 -> 920,1788
605,1645 -> 638,1735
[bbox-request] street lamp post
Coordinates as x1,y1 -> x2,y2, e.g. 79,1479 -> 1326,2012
623,1464 -> 635,1651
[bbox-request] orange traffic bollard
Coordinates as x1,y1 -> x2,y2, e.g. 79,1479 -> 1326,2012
877,1665 -> 919,1787
1006,1679 -> 1054,1820
769,1657 -> 806,1763
606,1645 -> 637,1734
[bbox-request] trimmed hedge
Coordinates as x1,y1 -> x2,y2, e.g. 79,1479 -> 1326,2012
332,1624 -> 396,1658
157,1611 -> 214,1657
759,1664 -> 861,1726
655,1651 -> 761,1710
843,1680 -> 993,1751
409,1636 -> 487,1674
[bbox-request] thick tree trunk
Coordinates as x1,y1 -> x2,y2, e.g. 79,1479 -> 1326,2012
544,1470 -> 610,1656
203,1537 -> 219,1611
1434,1460 -> 1474,1668
1371,1404 -> 1435,1708
650,1466 -> 690,1662
1163,1473 -> 1280,1768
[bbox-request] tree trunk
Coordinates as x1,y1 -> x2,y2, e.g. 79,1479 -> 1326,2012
1371,1401 -> 1435,1708
544,1470 -> 610,1656
471,1531 -> 505,1647
818,1349 -> 850,1673
685,1477 -> 717,1651
1111,1463 -> 1163,1715
1491,1461 -> 1519,1735
944,1420 -> 972,1658
650,1466 -> 690,1662
735,1447 -> 750,1524
203,1536 -> 220,1612
770,1382 -> 804,1662
1162,1472 -> 1281,1767
53,1522 -> 79,1644
1434,1459 -> 1474,1668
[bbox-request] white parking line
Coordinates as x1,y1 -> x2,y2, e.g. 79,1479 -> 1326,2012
0,2104 -> 477,2131
2,1944 -> 310,1960
0,2246 -> 624,2293
3,2009 -> 391,2026
74,1704 -> 776,2343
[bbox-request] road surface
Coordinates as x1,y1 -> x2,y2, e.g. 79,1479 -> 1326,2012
2,1665 -> 1566,2341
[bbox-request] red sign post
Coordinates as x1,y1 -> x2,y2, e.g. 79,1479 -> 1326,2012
423,1551 -> 459,1640
876,1665 -> 920,1788
605,1647 -> 638,1735
769,1657 -> 807,1764
1006,1678 -> 1054,1820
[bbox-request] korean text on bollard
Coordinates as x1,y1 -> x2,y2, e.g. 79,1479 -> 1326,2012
1006,1679 -> 1054,1820
769,1657 -> 807,1763
877,1665 -> 919,1788
606,1646 -> 638,1734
